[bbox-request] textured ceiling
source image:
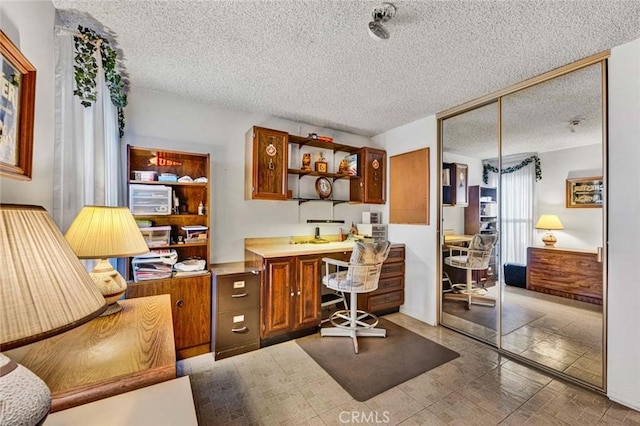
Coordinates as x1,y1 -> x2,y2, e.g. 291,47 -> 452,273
52,0 -> 640,138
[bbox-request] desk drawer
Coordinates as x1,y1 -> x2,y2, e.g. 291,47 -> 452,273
385,246 -> 405,264
380,262 -> 404,279
372,275 -> 404,295
216,273 -> 260,311
366,290 -> 404,312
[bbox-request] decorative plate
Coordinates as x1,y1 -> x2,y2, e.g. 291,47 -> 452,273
315,177 -> 332,199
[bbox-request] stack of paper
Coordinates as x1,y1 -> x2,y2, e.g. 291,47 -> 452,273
132,249 -> 178,282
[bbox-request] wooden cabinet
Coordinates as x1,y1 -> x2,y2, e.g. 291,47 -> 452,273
463,185 -> 498,287
245,126 -> 387,204
526,247 -> 603,304
442,162 -> 468,206
351,147 -> 386,204
261,255 -> 322,339
245,126 -> 289,200
211,264 -> 260,360
357,244 -> 405,314
127,276 -> 211,359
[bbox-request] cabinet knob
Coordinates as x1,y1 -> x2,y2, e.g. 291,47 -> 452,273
251,269 -> 260,275
297,290 -> 301,296
176,299 -> 184,308
290,292 -> 294,297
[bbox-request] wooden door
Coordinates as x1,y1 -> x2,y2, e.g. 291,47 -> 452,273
249,127 -> 288,200
171,275 -> 211,358
351,147 -> 386,204
262,257 -> 294,338
295,255 -> 322,330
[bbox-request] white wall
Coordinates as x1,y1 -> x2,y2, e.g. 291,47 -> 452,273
372,115 -> 438,325
536,144 -> 603,250
607,37 -> 640,410
124,88 -> 372,263
0,1 -> 55,211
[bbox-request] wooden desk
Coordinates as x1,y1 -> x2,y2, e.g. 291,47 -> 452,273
527,246 -> 603,304
444,234 -> 473,245
6,295 -> 176,412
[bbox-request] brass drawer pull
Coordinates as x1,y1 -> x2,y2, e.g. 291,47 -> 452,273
231,326 -> 248,333
231,293 -> 248,298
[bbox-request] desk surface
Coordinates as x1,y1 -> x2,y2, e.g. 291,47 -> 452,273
45,376 -> 196,426
6,295 -> 176,412
444,234 -> 473,244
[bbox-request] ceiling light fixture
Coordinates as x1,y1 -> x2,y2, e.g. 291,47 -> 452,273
368,3 -> 396,41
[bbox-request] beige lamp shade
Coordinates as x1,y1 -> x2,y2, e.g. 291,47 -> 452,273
0,204 -> 107,351
65,205 -> 149,316
65,205 -> 149,259
535,214 -> 564,247
535,214 -> 564,230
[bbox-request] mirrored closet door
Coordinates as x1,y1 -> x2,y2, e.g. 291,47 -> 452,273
438,53 -> 607,391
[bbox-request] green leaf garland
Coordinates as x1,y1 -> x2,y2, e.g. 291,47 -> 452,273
73,26 -> 127,137
483,155 -> 541,184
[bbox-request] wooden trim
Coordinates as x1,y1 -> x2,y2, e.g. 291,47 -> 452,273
437,50 -> 610,120
0,31 -> 36,181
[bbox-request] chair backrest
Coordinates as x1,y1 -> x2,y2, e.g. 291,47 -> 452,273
465,233 -> 498,269
346,241 -> 391,291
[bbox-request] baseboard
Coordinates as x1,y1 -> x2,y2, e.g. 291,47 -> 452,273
607,391 -> 640,411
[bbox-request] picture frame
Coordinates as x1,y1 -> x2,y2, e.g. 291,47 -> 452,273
0,30 -> 36,181
566,176 -> 603,208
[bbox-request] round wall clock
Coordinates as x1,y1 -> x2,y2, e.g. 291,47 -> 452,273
315,177 -> 332,199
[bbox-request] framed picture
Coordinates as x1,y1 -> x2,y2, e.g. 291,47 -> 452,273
0,30 -> 36,181
566,176 -> 603,208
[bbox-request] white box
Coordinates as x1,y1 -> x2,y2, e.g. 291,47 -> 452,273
362,212 -> 381,224
129,184 -> 172,215
139,226 -> 172,247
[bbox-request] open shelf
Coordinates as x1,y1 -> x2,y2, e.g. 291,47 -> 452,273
288,135 -> 359,153
129,180 -> 207,187
288,168 -> 359,181
291,197 -> 350,205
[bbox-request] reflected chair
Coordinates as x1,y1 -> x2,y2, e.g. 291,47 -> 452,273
444,233 -> 498,310
320,241 -> 391,353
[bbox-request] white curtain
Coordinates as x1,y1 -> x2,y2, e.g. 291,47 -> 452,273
486,154 -> 535,265
53,26 -> 121,233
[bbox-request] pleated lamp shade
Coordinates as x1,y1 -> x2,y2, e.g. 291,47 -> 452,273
65,205 -> 149,316
64,205 -> 149,259
0,204 -> 107,351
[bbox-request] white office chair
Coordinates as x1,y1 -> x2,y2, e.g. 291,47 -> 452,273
320,241 -> 391,354
444,233 -> 498,310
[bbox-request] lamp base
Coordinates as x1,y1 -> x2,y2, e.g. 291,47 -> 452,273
542,232 -> 557,247
0,353 -> 51,426
89,259 -> 127,316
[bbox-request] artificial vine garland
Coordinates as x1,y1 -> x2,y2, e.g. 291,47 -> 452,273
482,155 -> 542,184
73,26 -> 127,137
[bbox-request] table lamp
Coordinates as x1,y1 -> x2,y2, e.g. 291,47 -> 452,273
65,206 -> 149,316
535,214 -> 564,247
1,204 -> 107,425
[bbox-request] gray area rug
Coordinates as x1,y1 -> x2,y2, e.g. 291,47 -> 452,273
296,318 -> 459,402
442,297 -> 545,334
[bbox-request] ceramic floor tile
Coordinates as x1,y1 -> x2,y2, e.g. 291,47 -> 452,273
363,387 -> 424,426
398,408 -> 448,426
298,374 -> 353,414
398,371 -> 456,407
427,390 -> 505,425
318,400 -> 374,426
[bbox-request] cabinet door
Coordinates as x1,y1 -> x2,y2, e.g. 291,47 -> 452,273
248,127 -> 288,200
262,257 -> 294,338
351,147 -> 386,204
443,162 -> 468,206
171,275 -> 211,358
295,255 -> 322,330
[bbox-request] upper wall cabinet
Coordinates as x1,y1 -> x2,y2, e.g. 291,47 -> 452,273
442,162 -> 468,206
245,127 -> 289,200
246,126 -> 387,204
350,147 -> 386,204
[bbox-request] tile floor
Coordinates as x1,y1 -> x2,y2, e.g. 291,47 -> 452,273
442,286 -> 604,387
178,312 -> 639,426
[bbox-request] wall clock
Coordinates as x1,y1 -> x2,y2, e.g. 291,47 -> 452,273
315,177 -> 332,199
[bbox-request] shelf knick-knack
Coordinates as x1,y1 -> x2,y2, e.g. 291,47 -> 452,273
315,152 -> 328,173
301,153 -> 311,171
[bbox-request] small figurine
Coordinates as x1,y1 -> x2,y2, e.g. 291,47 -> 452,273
301,153 -> 311,170
338,158 -> 349,174
315,152 -> 328,173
